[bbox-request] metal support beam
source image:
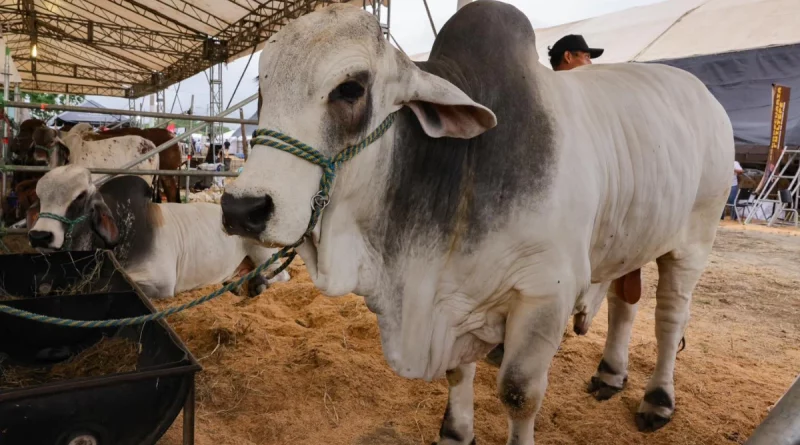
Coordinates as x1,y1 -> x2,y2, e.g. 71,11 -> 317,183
5,165 -> 239,177
129,0 -> 331,98
2,41 -> 10,201
1,6 -> 206,56
128,97 -> 139,128
14,58 -> 149,86
156,89 -> 166,116
4,101 -> 257,125
208,63 -> 223,163
19,79 -> 129,97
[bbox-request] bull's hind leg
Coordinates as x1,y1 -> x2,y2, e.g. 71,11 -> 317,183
588,288 -> 639,401
498,295 -> 572,445
636,243 -> 713,431
434,363 -> 477,445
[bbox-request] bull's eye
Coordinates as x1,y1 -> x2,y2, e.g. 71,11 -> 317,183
75,191 -> 87,202
329,81 -> 365,104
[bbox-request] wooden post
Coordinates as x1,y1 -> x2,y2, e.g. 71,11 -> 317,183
239,108 -> 249,161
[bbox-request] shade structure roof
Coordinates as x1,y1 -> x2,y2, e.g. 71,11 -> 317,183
0,0 -> 386,98
533,0 -> 800,66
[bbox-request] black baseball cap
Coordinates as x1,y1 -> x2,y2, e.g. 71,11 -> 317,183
547,34 -> 604,59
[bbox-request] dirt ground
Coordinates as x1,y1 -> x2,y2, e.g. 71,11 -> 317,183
146,221 -> 800,445
8,220 -> 789,445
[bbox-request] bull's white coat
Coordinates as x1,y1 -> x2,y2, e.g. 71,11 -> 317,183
31,165 -> 290,300
223,3 -> 734,444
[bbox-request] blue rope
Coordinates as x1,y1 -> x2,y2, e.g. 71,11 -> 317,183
0,113 -> 397,328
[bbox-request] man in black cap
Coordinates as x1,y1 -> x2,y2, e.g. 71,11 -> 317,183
547,34 -> 604,71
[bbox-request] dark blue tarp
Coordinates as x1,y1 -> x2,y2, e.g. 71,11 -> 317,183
49,99 -> 129,127
652,43 -> 800,147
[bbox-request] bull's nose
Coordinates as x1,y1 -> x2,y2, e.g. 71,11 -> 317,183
220,193 -> 273,238
28,230 -> 54,248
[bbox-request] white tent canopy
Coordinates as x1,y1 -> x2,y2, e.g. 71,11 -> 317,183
411,0 -> 800,66
534,0 -> 800,66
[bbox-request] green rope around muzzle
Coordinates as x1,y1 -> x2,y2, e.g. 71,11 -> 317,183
37,212 -> 88,250
0,112 -> 397,328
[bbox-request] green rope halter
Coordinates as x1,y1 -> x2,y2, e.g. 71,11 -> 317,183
38,212 -> 89,249
249,112 -> 397,247
0,112 -> 397,328
34,144 -> 54,156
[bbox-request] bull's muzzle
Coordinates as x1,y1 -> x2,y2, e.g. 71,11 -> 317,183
220,193 -> 274,239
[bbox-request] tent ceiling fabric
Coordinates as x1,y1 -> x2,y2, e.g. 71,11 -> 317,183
0,0 -> 371,98
533,0 -> 800,66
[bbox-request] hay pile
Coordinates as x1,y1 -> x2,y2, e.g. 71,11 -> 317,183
151,225 -> 799,444
0,337 -> 140,390
188,185 -> 225,204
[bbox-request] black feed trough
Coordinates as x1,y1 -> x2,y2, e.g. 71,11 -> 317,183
0,250 -> 201,445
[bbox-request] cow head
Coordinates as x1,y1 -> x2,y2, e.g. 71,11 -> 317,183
27,165 -> 119,251
221,4 -> 496,248
9,119 -> 47,161
31,126 -> 70,166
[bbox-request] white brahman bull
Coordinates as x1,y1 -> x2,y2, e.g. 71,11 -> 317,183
219,2 -> 734,444
32,123 -> 160,187
26,165 -> 290,299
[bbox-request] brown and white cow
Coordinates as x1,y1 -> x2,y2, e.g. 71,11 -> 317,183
33,123 -> 160,188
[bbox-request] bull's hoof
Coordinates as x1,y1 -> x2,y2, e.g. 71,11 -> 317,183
249,283 -> 267,297
635,412 -> 671,432
587,359 -> 627,401
587,376 -> 624,401
227,283 -> 244,297
484,344 -> 504,368
636,387 -> 675,432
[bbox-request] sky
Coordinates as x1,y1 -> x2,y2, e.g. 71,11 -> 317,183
88,0 -> 665,122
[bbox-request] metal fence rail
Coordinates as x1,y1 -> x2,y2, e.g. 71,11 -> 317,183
4,165 -> 240,177
3,101 -> 257,125
2,93 -> 258,229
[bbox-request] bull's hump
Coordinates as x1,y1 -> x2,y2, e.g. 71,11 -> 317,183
382,2 -> 555,255
428,1 -> 538,67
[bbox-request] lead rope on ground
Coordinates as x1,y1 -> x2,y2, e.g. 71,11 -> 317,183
0,112 -> 397,328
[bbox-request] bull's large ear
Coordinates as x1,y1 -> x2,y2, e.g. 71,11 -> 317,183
396,69 -> 497,139
90,197 -> 120,247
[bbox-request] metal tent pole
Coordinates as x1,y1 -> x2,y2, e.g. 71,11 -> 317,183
209,63 -> 223,164
2,43 -> 10,201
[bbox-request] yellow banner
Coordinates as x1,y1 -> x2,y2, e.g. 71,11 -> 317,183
756,84 -> 791,194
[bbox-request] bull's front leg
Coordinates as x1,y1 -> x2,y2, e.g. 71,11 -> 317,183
498,294 -> 571,445
433,363 -> 477,445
